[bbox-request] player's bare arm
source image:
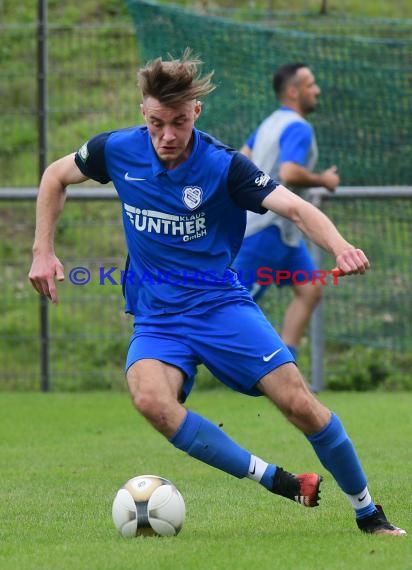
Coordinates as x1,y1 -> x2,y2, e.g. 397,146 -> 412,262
262,185 -> 370,275
29,153 -> 89,304
239,144 -> 253,158
279,161 -> 339,192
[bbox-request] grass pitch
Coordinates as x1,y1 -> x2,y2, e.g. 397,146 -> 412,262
0,390 -> 410,570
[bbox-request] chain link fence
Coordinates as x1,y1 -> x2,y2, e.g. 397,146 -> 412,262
1,22 -> 139,187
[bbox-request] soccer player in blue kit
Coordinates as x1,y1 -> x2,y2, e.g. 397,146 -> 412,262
29,50 -> 405,536
234,63 -> 340,363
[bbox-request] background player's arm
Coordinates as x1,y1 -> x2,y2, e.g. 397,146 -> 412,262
262,185 -> 369,274
239,143 -> 253,158
279,123 -> 339,192
29,153 -> 89,303
279,162 -> 339,192
239,129 -> 256,159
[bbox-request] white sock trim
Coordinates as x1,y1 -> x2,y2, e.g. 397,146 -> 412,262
247,455 -> 268,482
346,487 -> 372,510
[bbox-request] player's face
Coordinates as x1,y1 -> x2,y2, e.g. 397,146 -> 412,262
295,67 -> 321,114
141,97 -> 202,169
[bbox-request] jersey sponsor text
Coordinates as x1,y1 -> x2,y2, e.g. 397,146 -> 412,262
124,203 -> 207,242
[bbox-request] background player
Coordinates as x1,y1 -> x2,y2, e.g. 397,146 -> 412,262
234,63 -> 339,363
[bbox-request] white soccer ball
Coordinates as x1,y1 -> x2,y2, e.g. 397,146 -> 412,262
112,475 -> 186,537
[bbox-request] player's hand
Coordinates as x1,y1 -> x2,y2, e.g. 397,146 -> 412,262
321,165 -> 340,193
332,248 -> 370,276
28,254 -> 65,304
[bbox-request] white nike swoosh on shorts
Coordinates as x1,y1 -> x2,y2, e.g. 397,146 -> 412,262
262,348 -> 283,362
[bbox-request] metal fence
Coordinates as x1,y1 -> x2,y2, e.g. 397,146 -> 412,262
1,186 -> 411,392
306,186 -> 412,390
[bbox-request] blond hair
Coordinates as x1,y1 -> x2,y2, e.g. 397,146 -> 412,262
137,48 -> 215,105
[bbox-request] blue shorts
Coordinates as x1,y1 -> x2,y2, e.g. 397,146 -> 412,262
125,297 -> 294,402
232,225 -> 317,301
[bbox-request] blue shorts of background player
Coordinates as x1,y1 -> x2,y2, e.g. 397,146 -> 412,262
233,225 -> 317,301
232,225 -> 320,362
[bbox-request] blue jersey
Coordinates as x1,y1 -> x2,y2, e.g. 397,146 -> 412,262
75,126 -> 278,321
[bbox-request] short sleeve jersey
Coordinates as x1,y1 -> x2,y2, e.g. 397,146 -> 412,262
247,106 -> 318,181
243,107 -> 318,245
74,126 -> 278,320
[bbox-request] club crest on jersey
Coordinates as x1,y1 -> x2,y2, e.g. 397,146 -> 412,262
182,186 -> 203,210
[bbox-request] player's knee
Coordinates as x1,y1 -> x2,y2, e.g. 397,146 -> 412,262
282,389 -> 310,420
299,281 -> 322,306
310,282 -> 323,306
131,387 -> 178,433
128,381 -> 156,414
282,388 -> 327,433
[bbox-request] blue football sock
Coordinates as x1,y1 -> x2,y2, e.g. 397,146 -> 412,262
355,503 -> 377,519
306,413 -> 376,516
286,345 -> 298,361
169,410 -> 251,479
260,463 -> 276,490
